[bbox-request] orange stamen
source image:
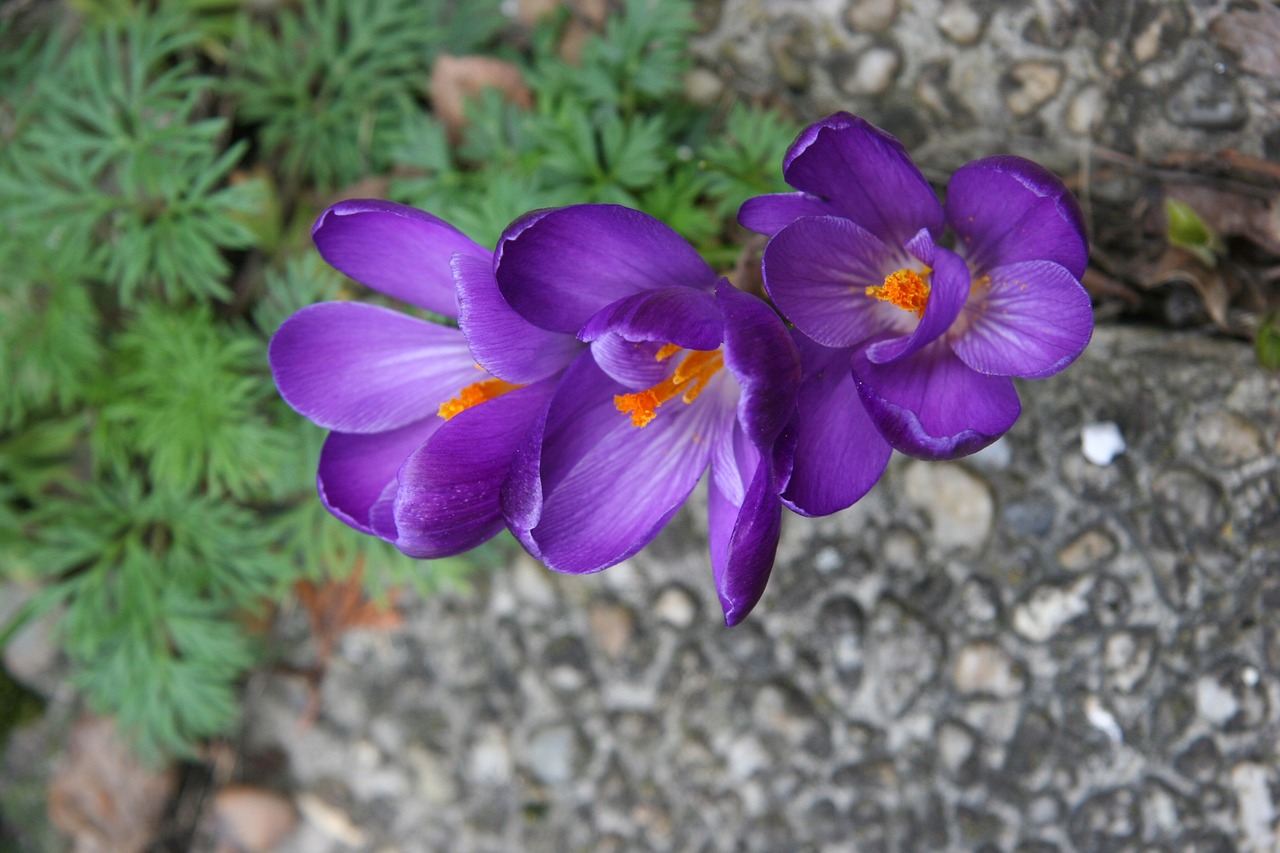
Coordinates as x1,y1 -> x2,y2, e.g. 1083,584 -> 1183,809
614,347 -> 725,428
866,267 -> 931,318
437,377 -> 523,420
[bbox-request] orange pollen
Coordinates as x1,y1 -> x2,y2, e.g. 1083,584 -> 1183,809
437,377 -> 523,420
866,267 -> 931,318
614,348 -> 725,428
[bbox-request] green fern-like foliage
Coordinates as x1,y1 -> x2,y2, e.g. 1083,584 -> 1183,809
0,16 -> 264,304
0,0 -> 801,761
226,0 -> 503,190
93,305 -> 285,500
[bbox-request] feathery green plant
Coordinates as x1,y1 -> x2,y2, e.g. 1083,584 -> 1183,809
0,0 -> 797,760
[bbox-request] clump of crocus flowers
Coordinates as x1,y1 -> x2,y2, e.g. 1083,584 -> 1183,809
271,113 -> 1092,626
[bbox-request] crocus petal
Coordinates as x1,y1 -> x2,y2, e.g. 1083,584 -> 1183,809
393,380 -> 556,559
495,205 -> 717,334
313,199 -> 488,316
947,155 -> 1088,279
780,113 -> 945,247
866,243 -> 970,364
952,260 -> 1094,379
512,352 -> 731,574
738,191 -> 835,237
853,341 -> 1021,460
579,286 -> 724,350
709,445 -> 782,627
762,215 -> 902,348
317,418 -> 441,536
453,253 -> 582,384
269,302 -> 478,433
717,282 -> 801,449
778,340 -> 891,517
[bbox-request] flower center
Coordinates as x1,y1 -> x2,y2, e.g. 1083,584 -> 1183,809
614,344 -> 724,428
437,376 -> 523,420
865,267 -> 931,318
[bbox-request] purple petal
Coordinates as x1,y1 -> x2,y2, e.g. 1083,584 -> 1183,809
853,341 -> 1021,460
717,282 -> 801,449
946,156 -> 1088,279
270,302 -> 479,433
312,199 -> 487,316
761,215 -> 902,348
738,192 -> 835,237
317,418 -> 441,536
393,380 -> 556,559
780,113 -> 944,247
951,260 -> 1093,378
454,253 -> 583,384
579,286 -> 723,349
709,445 -> 782,627
865,243 -> 970,364
779,341 -> 891,517
588,336 -> 673,389
495,205 -> 717,335
512,351 -> 732,574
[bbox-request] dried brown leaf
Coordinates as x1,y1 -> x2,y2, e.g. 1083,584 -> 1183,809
293,561 -> 402,665
1211,5 -> 1280,79
47,716 -> 177,853
429,54 -> 533,139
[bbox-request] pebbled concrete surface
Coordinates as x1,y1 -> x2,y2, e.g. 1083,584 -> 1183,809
686,0 -> 1280,175
240,325 -> 1280,853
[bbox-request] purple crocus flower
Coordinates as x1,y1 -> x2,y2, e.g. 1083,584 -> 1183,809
269,199 -> 565,558
468,204 -> 801,625
741,113 -> 1092,515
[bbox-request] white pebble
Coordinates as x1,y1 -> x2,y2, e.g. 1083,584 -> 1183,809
1082,421 -> 1126,466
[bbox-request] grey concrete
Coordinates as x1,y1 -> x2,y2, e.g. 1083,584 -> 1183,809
241,325 -> 1280,852
687,0 -> 1280,176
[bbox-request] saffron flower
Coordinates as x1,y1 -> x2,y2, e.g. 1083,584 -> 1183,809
269,199 -> 565,557
741,113 -> 1092,514
473,204 -> 802,625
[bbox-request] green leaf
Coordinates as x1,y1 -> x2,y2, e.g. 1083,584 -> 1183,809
1165,198 -> 1223,267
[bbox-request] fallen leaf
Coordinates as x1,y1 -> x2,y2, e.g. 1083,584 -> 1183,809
430,54 -> 533,140
1211,5 -> 1280,78
293,560 -> 402,666
47,716 -> 177,853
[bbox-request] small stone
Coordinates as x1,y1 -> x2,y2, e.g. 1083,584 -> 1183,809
902,461 -> 994,551
1081,421 -> 1125,466
653,585 -> 697,628
1084,696 -> 1124,743
1166,71 -> 1247,131
211,786 -> 298,853
1231,763 -> 1280,853
524,725 -> 582,786
727,735 -> 770,779
841,47 -> 900,96
407,746 -> 458,804
1066,85 -> 1105,135
845,0 -> 897,33
953,642 -> 1025,698
813,546 -> 843,573
469,726 -> 513,785
1004,61 -> 1063,116
683,67 -> 724,106
1103,629 -> 1156,692
1057,528 -> 1117,570
937,721 -> 976,774
589,602 -> 635,659
1012,577 -> 1093,642
1195,675 -> 1239,727
1130,14 -> 1166,65
936,1 -> 984,46
1194,411 -> 1265,467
